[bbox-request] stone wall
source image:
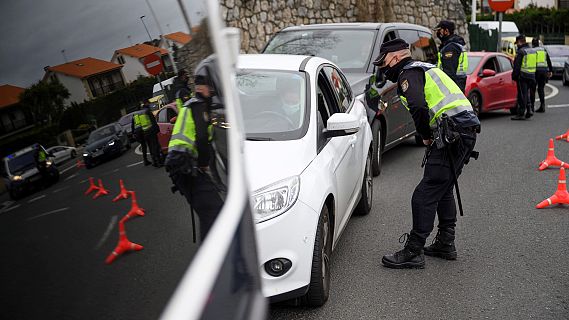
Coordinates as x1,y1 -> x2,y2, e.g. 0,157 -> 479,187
219,0 -> 469,53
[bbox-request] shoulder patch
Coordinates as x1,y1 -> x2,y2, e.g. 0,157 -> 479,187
401,79 -> 409,92
444,52 -> 454,58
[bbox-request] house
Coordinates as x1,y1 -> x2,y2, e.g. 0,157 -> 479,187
161,31 -> 192,49
0,84 -> 29,137
111,44 -> 173,83
43,57 -> 126,105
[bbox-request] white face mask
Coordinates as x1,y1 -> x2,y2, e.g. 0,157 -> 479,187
283,100 -> 300,116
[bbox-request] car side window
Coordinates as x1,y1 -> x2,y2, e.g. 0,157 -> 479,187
383,30 -> 396,42
497,56 -> 513,72
157,108 -> 169,123
482,57 -> 499,73
398,29 -> 426,62
322,66 -> 352,112
418,31 -> 438,64
166,108 -> 177,122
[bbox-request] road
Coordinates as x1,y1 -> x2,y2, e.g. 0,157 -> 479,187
270,80 -> 569,319
0,145 -> 198,319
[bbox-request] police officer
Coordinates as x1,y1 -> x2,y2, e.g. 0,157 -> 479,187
132,102 -> 161,166
373,39 -> 480,269
434,20 -> 468,92
511,34 -> 537,120
530,38 -> 552,113
165,56 -> 224,242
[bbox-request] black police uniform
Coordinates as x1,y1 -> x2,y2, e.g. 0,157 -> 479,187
512,43 -> 536,119
530,44 -> 553,113
131,105 -> 162,166
439,34 -> 468,92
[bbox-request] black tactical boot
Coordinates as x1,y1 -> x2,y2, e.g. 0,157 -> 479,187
424,229 -> 457,260
382,233 -> 425,269
536,103 -> 545,113
511,115 -> 525,120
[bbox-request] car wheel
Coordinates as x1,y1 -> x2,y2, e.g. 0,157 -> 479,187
355,149 -> 373,216
371,120 -> 382,176
563,71 -> 569,86
468,91 -> 483,115
71,150 -> 77,158
302,205 -> 331,307
9,189 -> 21,200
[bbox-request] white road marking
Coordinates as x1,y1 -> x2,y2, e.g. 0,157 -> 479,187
0,204 -> 21,215
543,83 -> 558,101
64,173 -> 77,181
127,161 -> 143,168
26,207 -> 70,221
548,104 -> 569,108
60,163 -> 77,174
94,215 -> 118,250
134,145 -> 142,155
79,178 -> 89,184
28,195 -> 46,203
52,186 -> 70,194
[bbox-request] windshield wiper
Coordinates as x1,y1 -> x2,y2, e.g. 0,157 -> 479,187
246,136 -> 272,141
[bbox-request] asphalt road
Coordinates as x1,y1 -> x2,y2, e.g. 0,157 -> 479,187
270,80 -> 569,319
0,145 -> 198,319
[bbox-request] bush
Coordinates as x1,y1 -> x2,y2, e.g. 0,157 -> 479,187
0,125 -> 60,158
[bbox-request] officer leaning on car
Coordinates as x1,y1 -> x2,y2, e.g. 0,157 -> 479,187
165,55 -> 225,242
132,101 -> 162,167
530,38 -> 553,113
372,39 -> 480,269
511,34 -> 537,120
433,20 -> 468,92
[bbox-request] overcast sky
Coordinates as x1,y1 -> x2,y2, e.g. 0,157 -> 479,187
0,0 -> 206,88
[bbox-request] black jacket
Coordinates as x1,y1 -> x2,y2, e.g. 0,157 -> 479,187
439,34 -> 467,82
512,43 -> 535,81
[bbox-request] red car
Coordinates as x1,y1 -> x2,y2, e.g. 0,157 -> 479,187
155,102 -> 178,154
465,52 -> 517,114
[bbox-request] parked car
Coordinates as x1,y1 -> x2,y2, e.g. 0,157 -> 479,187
46,146 -> 77,165
544,45 -> 569,77
500,36 -> 538,59
118,112 -> 138,142
464,52 -> 517,115
82,123 -> 130,168
155,102 -> 179,154
262,22 -> 438,176
1,144 -> 59,199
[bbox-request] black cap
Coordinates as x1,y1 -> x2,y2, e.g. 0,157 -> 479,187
516,34 -> 526,42
434,20 -> 455,33
373,39 -> 410,66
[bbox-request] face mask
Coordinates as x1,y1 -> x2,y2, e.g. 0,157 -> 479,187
380,65 -> 399,83
283,101 -> 300,116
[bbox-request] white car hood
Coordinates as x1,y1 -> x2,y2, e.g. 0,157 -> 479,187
244,139 -> 314,192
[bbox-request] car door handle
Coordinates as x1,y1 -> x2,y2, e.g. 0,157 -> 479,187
349,136 -> 357,147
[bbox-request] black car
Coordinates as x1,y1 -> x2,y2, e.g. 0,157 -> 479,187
1,144 -> 59,200
118,111 -> 138,142
263,22 -> 439,176
544,45 -> 569,78
82,123 -> 130,168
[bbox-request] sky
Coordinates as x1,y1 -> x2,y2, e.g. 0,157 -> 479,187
0,0 -> 206,88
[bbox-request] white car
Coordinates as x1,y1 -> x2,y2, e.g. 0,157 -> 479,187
238,54 -> 373,306
46,146 -> 77,165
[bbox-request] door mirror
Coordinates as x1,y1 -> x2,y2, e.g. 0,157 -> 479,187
374,67 -> 387,89
323,113 -> 359,138
481,69 -> 496,77
169,116 -> 177,124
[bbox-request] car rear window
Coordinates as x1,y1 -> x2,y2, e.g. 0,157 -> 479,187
263,29 -> 376,72
467,56 -> 483,75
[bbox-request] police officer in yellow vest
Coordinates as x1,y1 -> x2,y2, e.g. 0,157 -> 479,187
165,56 -> 224,242
372,39 -> 480,269
132,102 -> 161,166
530,38 -> 553,113
434,20 -> 469,92
511,34 -> 537,120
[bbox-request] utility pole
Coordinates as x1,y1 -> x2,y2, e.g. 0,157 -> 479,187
61,49 -> 68,63
127,35 -> 133,46
144,0 -> 178,73
140,15 -> 153,42
471,0 -> 477,23
176,0 -> 194,37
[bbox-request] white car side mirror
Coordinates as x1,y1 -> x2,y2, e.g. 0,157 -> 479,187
324,113 -> 359,138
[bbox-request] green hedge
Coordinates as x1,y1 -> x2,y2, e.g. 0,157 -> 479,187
0,125 -> 59,158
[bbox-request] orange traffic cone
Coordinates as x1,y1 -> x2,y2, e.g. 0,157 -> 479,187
536,168 -> 569,209
112,179 -> 131,202
538,139 -> 569,171
93,179 -> 109,199
84,177 -> 99,195
556,129 -> 569,142
105,221 -> 143,264
120,191 -> 145,223
76,159 -> 85,168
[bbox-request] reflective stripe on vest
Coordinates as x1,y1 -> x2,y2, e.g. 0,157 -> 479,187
521,48 -> 537,74
133,112 -> 152,131
168,106 -> 197,155
535,47 -> 547,69
437,43 -> 469,76
38,150 -> 46,162
399,66 -> 473,127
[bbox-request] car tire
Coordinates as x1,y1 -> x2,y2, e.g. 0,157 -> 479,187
371,120 -> 382,176
563,71 -> 569,86
302,205 -> 332,307
355,149 -> 373,216
71,150 -> 77,158
468,91 -> 483,115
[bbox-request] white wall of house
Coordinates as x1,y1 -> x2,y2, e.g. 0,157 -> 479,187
53,73 -> 89,105
112,55 -> 149,83
517,0 -> 556,8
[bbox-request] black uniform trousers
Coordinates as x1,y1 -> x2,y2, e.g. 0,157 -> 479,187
172,170 -> 224,241
410,131 -> 477,246
144,132 -> 162,165
516,78 -> 535,116
530,71 -> 548,109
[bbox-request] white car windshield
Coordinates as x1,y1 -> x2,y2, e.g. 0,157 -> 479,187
237,70 -> 308,141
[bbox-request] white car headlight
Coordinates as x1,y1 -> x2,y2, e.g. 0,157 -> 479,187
83,153 -> 89,157
253,176 -> 300,223
108,140 -> 115,146
11,175 -> 22,181
46,161 -> 53,166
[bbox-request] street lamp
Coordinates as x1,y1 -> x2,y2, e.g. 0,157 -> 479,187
140,15 -> 153,42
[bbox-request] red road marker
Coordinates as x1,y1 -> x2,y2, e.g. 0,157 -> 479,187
536,168 -> 569,209
105,221 -> 143,264
112,179 -> 131,202
120,191 -> 145,223
538,139 -> 569,171
84,177 -> 99,195
556,129 -> 569,142
93,179 -> 109,199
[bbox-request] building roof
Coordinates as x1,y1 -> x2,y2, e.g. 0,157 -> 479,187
164,32 -> 192,45
47,57 -> 123,79
0,85 -> 25,109
116,43 -> 169,58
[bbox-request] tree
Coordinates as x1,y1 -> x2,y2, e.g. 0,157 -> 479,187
19,79 -> 70,127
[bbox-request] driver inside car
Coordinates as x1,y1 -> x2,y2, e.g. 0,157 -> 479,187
277,76 -> 302,127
